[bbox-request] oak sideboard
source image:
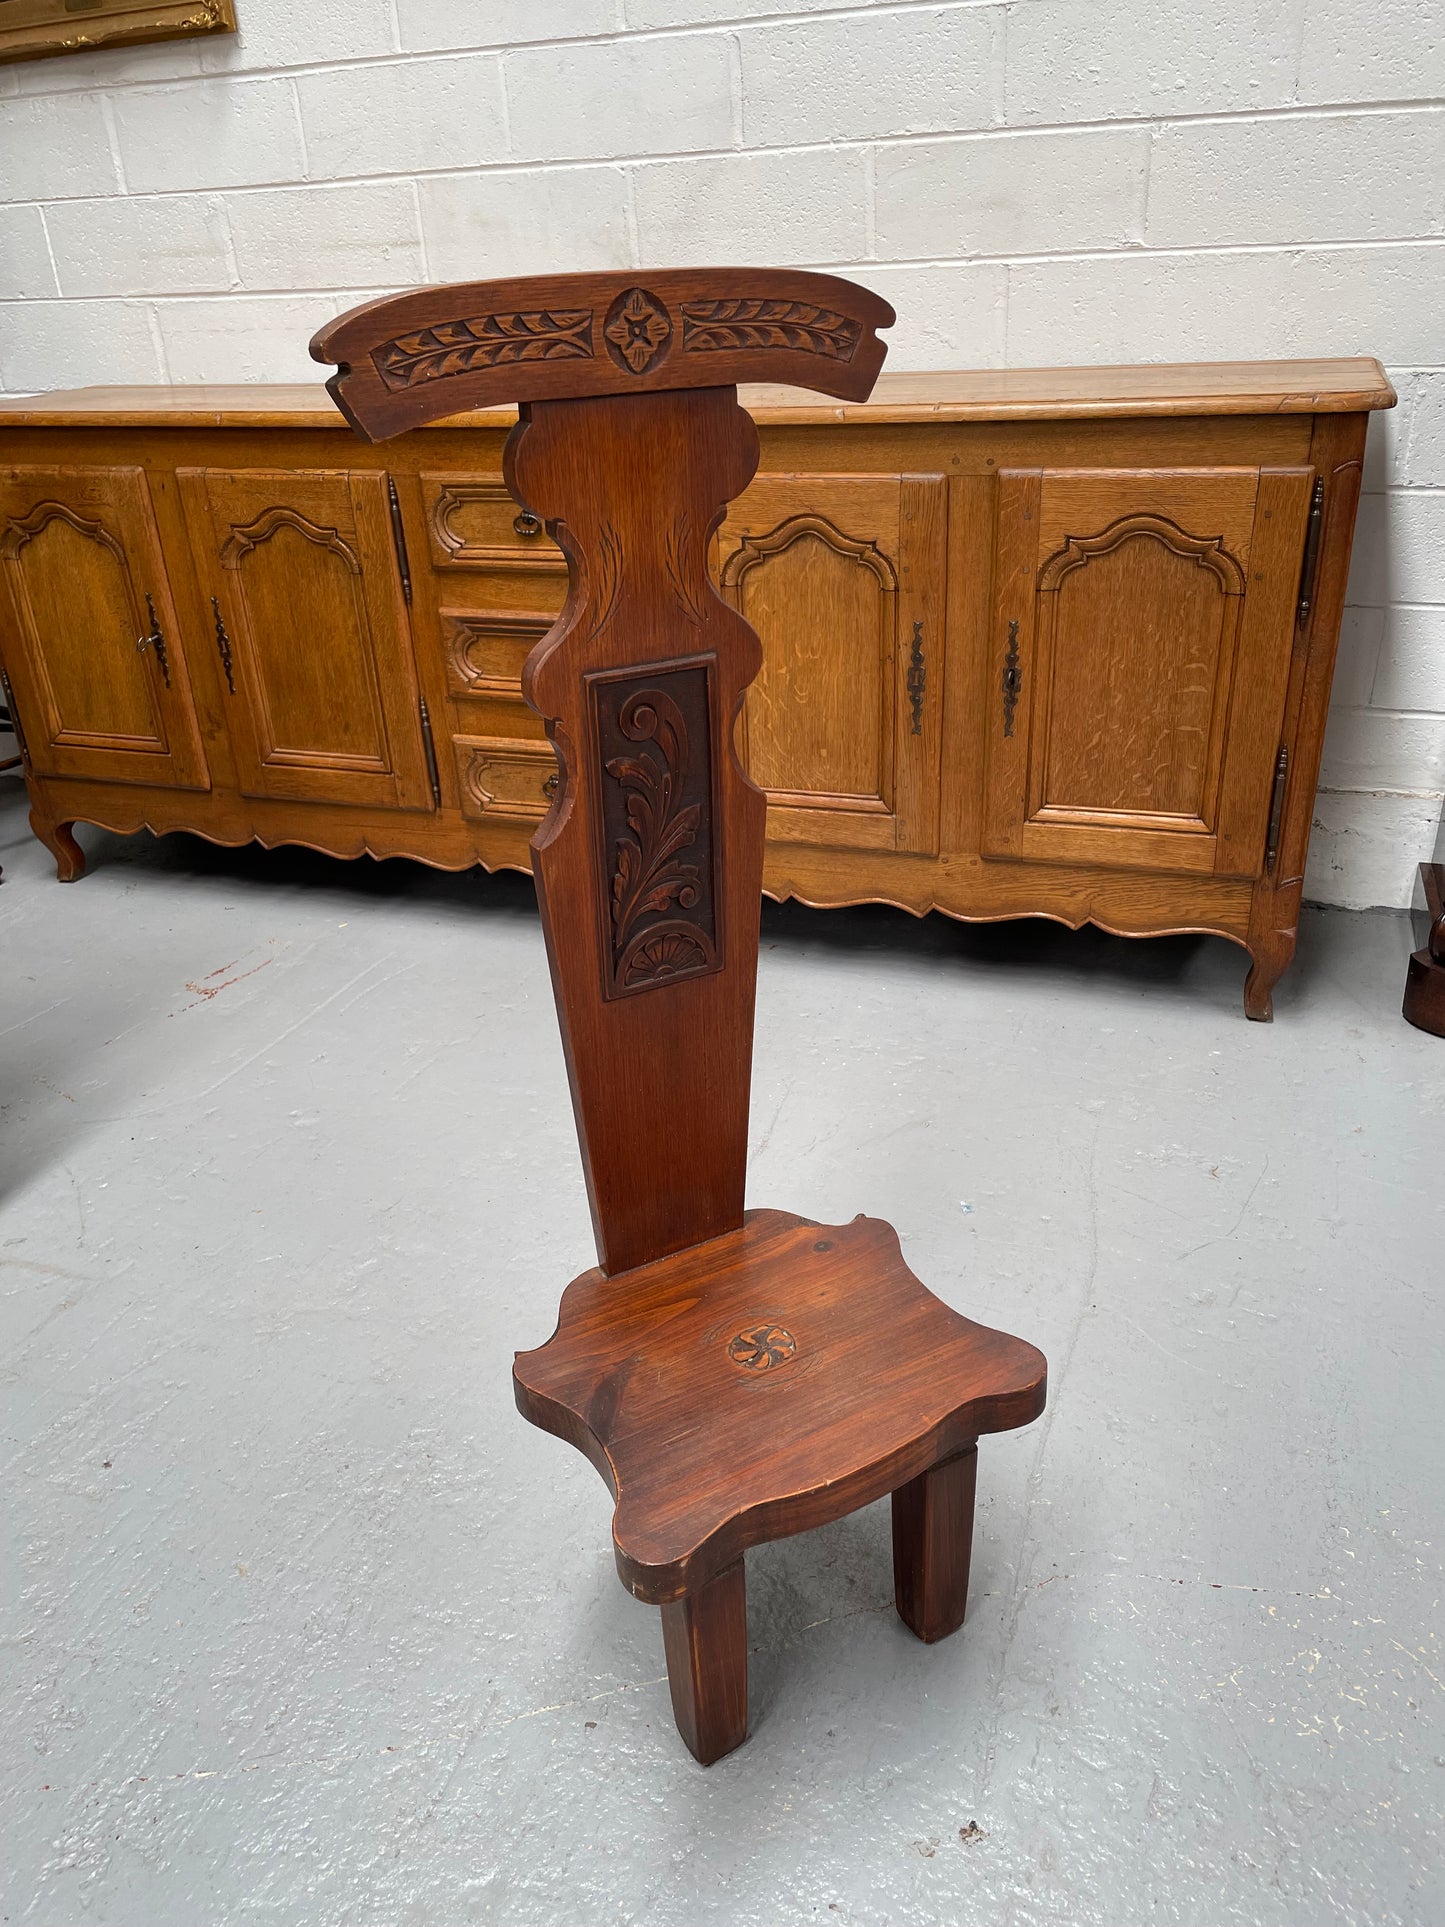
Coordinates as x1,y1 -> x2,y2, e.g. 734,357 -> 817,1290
0,359 -> 1393,1017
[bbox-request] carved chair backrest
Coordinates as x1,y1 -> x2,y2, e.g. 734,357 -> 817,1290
313,271 -> 892,1275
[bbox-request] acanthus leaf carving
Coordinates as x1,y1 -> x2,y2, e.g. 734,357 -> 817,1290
373,309 -> 595,391
592,664 -> 720,998
680,298 -> 861,363
608,692 -> 703,943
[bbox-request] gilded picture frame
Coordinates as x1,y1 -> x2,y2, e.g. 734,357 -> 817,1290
0,0 -> 237,65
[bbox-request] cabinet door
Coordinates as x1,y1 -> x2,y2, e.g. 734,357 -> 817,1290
982,467 -> 1313,878
179,468 -> 433,810
718,474 -> 945,854
0,465 -> 208,789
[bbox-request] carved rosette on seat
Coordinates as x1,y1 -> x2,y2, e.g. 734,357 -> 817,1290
312,268 -> 1048,1766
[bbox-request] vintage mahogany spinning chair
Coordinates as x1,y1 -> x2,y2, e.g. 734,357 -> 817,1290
313,270 -> 1047,1764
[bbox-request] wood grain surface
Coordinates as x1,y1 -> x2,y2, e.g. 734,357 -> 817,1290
514,1210 -> 1046,1603
0,360 -> 1395,428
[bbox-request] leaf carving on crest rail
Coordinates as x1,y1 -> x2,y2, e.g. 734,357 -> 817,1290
680,298 -> 861,362
372,309 -> 595,390
592,665 -> 720,998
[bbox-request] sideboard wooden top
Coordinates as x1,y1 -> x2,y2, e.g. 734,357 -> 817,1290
0,359 -> 1395,430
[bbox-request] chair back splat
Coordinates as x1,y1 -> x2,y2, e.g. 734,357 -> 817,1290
315,270 -> 891,1273
313,269 -> 1047,1766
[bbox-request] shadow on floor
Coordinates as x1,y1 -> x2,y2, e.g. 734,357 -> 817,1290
0,791 -> 1259,1013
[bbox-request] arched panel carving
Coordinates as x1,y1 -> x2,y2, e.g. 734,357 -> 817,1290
1035,513 -> 1245,825
723,513 -> 897,807
1038,513 -> 1246,597
220,505 -> 361,573
721,512 -> 898,594
1,499 -> 126,566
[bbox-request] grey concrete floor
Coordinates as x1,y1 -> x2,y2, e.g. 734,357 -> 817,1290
1,775 -> 1442,1927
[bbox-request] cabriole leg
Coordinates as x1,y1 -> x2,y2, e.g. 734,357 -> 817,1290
892,1443 -> 978,1643
29,809 -> 86,882
659,1559 -> 748,1765
1243,907 -> 1299,1022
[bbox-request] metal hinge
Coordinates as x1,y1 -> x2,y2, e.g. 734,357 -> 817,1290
1296,478 -> 1325,630
418,695 -> 441,809
387,475 -> 412,606
1264,743 -> 1289,874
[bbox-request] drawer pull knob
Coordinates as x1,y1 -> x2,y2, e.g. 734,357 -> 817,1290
514,508 -> 542,538
543,771 -> 560,798
1001,619 -> 1022,737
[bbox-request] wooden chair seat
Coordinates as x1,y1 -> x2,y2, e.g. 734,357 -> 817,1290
313,268 -> 1048,1765
515,1208 -> 1046,1604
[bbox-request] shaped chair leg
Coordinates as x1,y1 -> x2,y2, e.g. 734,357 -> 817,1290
892,1443 -> 978,1643
660,1560 -> 748,1765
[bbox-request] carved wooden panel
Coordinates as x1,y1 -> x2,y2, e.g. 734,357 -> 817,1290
719,474 -> 945,855
453,734 -> 558,822
178,468 -> 431,810
315,270 -> 892,440
0,464 -> 207,789
589,658 -> 720,1000
421,474 -> 566,572
983,467 -> 1313,877
365,289 -> 867,396
440,608 -> 553,698
1041,512 -> 1245,823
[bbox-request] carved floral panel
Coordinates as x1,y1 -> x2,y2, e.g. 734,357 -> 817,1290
589,658 -> 720,999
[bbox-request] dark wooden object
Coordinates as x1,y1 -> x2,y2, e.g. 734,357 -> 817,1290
1403,862 -> 1445,1038
312,269 -> 1047,1763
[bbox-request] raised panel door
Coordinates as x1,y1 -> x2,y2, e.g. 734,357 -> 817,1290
179,468 -> 433,810
718,473 -> 945,854
983,467 -> 1313,877
0,465 -> 208,789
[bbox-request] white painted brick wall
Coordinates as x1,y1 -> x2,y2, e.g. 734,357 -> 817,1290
0,0 -> 1441,909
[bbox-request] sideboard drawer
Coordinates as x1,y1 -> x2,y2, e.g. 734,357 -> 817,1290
452,733 -> 558,822
421,473 -> 564,572
439,607 -> 552,699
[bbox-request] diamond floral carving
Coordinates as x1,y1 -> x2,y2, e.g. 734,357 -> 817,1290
603,287 -> 674,376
